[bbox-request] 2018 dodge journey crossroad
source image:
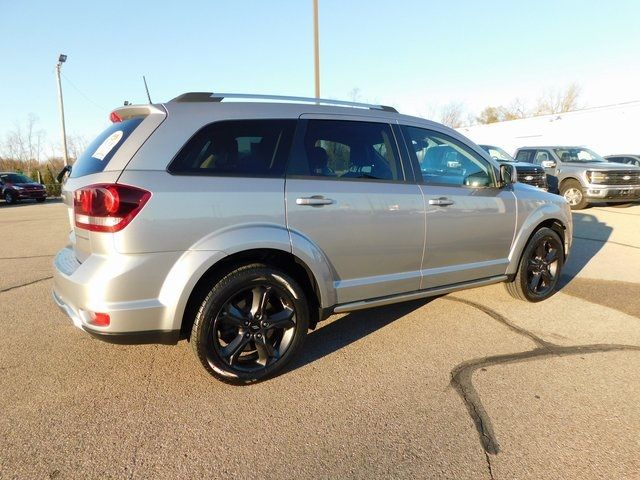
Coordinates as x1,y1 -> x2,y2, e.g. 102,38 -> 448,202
53,92 -> 573,383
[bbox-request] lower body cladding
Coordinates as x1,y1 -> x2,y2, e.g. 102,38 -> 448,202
585,185 -> 640,202
52,246 -> 227,345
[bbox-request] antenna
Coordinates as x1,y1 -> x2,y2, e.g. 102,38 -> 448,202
143,75 -> 152,103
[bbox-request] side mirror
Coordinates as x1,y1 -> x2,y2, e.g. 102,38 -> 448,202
56,165 -> 72,183
500,164 -> 517,187
541,160 -> 557,169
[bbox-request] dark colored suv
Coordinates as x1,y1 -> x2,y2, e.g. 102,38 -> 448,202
479,145 -> 548,190
0,172 -> 47,204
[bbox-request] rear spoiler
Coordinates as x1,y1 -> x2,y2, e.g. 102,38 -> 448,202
109,104 -> 166,123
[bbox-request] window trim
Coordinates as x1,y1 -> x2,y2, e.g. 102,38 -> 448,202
285,118 -> 411,184
166,118 -> 296,178
399,125 -> 500,189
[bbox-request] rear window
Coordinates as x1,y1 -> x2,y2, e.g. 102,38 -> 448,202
168,120 -> 296,177
70,117 -> 144,178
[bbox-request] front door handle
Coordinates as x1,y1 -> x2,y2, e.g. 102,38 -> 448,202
296,196 -> 334,206
428,197 -> 454,206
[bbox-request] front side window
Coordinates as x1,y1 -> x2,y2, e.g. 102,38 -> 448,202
401,126 -> 494,187
515,150 -> 533,162
294,120 -> 403,181
533,150 -> 552,164
169,120 -> 296,177
554,147 -> 606,163
480,145 -> 515,162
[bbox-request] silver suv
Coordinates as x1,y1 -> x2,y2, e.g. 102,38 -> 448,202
515,146 -> 640,209
53,93 -> 572,383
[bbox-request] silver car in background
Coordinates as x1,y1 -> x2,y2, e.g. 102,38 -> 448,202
515,146 -> 640,209
53,93 -> 572,383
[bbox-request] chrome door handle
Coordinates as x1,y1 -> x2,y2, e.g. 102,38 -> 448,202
428,197 -> 454,206
296,196 -> 334,206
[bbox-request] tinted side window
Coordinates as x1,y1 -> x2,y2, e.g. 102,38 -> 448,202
169,120 -> 295,177
515,150 -> 533,162
401,126 -> 494,187
294,120 -> 403,181
70,117 -> 144,178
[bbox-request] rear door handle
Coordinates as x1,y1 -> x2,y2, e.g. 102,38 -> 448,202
428,197 -> 454,206
296,196 -> 334,206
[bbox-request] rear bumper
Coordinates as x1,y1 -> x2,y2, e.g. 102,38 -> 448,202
52,246 -> 182,344
52,290 -> 179,344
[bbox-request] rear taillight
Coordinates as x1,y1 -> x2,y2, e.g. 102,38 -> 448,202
74,184 -> 151,232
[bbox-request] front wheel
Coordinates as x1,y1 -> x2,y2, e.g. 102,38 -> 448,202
191,264 -> 309,384
505,227 -> 564,302
4,191 -> 17,204
560,179 -> 588,210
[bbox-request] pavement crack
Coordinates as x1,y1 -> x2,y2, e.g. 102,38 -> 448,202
447,296 -> 553,349
484,450 -> 495,480
446,296 -> 640,456
0,276 -> 53,293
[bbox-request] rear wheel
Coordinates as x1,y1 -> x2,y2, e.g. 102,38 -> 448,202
560,179 -> 588,210
505,227 -> 564,302
191,264 -> 309,384
4,191 -> 17,204
36,197 -> 46,203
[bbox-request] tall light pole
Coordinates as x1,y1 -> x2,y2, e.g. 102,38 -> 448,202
313,0 -> 320,99
55,54 -> 69,166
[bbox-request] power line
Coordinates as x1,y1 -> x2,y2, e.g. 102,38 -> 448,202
60,72 -> 106,111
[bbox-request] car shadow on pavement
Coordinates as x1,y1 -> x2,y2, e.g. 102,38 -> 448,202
285,298 -> 433,374
559,211 -> 612,288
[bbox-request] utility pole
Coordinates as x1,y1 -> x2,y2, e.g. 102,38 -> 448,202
55,54 -> 69,166
313,0 -> 320,99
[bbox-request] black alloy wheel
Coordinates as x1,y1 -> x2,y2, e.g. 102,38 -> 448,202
505,227 -> 564,302
191,264 -> 309,383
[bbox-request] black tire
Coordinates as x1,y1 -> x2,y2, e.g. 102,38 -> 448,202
505,227 -> 564,302
560,179 -> 588,210
36,197 -> 46,203
190,264 -> 309,384
4,191 -> 17,204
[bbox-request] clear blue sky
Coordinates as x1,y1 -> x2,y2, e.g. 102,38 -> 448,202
1,0 -> 639,156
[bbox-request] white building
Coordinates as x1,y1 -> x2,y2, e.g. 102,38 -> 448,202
457,100 -> 640,157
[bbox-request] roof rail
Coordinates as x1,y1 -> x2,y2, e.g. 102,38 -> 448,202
169,92 -> 398,113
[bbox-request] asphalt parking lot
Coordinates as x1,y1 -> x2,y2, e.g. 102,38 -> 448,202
1,199 -> 639,479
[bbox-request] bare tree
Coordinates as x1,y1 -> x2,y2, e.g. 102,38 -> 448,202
347,87 -> 362,103
67,134 -> 89,162
534,82 -> 581,115
439,101 -> 467,128
2,114 -> 46,165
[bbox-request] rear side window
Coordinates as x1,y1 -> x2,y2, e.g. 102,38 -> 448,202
70,117 -> 144,178
289,120 -> 403,181
168,120 -> 296,177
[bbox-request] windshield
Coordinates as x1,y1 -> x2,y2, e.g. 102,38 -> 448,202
480,145 -> 515,162
1,173 -> 34,184
554,148 -> 606,163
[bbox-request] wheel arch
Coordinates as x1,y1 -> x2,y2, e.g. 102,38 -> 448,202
507,206 -> 571,276
178,248 -> 325,339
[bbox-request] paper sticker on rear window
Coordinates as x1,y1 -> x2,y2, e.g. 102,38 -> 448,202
92,131 -> 124,161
